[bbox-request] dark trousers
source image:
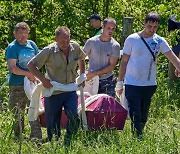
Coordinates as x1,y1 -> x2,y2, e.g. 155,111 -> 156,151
125,85 -> 157,136
44,91 -> 80,141
98,75 -> 116,97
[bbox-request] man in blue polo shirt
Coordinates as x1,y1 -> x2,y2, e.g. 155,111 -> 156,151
5,22 -> 42,140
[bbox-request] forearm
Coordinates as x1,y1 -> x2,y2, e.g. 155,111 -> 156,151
118,62 -> 127,81
78,60 -> 85,74
165,51 -> 180,72
173,58 -> 180,72
8,65 -> 30,77
95,64 -> 115,76
28,62 -> 46,82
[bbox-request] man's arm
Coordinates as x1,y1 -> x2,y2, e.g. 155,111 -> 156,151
174,51 -> 180,77
7,59 -> 35,82
77,59 -> 86,87
164,50 -> 180,72
28,61 -> 52,88
115,53 -> 130,97
86,56 -> 118,81
78,59 -> 85,74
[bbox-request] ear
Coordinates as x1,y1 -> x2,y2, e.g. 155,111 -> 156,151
13,31 -> 16,37
102,24 -> 105,29
54,36 -> 57,41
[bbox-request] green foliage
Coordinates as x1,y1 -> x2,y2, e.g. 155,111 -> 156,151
0,0 -> 179,153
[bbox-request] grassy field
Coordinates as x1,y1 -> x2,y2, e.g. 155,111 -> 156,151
0,71 -> 179,154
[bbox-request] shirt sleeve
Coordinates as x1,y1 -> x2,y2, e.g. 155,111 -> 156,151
83,39 -> 92,55
5,45 -> 18,60
160,37 -> 171,54
78,46 -> 86,60
123,36 -> 132,55
112,43 -> 120,58
30,40 -> 39,55
30,46 -> 50,69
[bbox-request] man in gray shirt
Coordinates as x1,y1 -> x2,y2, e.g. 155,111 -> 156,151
83,17 -> 120,97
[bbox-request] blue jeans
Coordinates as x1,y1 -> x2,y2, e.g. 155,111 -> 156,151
125,85 -> 157,136
98,75 -> 116,97
44,91 -> 80,141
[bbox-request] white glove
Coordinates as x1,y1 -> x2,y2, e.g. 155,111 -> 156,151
115,81 -> 124,91
76,73 -> 87,85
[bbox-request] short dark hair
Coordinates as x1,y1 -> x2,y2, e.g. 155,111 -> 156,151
55,26 -> 70,37
145,12 -> 160,23
14,22 -> 30,32
88,14 -> 101,21
103,17 -> 116,26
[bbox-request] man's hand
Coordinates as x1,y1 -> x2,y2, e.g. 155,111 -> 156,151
78,81 -> 85,88
26,72 -> 36,83
175,69 -> 180,77
116,89 -> 123,98
41,78 -> 53,88
115,81 -> 124,98
86,71 -> 96,81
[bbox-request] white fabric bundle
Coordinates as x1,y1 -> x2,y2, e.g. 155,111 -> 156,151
26,73 -> 87,121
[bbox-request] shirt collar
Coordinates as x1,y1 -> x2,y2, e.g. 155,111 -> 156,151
54,42 -> 74,53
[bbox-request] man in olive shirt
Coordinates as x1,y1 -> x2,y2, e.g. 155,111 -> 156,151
28,26 -> 86,141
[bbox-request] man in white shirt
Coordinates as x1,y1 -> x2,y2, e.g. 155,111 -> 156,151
115,12 -> 180,137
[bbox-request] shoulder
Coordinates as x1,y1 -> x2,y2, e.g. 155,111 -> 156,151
87,35 -> 99,43
27,40 -> 35,44
45,42 -> 56,50
70,40 -> 80,48
6,40 -> 17,51
111,38 -> 120,49
111,37 -> 120,46
124,33 -> 139,46
27,40 -> 37,46
7,40 -> 16,48
153,34 -> 167,43
127,33 -> 139,40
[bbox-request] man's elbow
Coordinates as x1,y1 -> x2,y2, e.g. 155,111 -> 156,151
27,61 -> 34,71
9,66 -> 16,74
110,64 -> 116,71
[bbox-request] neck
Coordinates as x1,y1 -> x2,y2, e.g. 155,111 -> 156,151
141,30 -> 154,38
99,34 -> 111,42
96,26 -> 101,30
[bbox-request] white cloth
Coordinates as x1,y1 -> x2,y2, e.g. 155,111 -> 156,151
24,77 -> 38,100
28,73 -> 87,121
78,94 -> 109,114
123,33 -> 171,86
119,87 -> 129,112
83,75 -> 99,95
76,73 -> 87,85
28,82 -> 79,121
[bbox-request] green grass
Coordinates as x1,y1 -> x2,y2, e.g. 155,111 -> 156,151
0,78 -> 179,154
0,55 -> 179,154
0,107 -> 179,154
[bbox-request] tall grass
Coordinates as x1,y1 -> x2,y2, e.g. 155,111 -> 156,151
0,72 -> 179,154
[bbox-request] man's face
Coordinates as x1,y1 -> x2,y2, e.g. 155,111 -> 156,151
90,19 -> 101,29
102,21 -> 116,38
55,33 -> 70,52
14,29 -> 29,45
144,21 -> 159,37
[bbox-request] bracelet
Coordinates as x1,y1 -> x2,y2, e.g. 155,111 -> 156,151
115,81 -> 124,90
